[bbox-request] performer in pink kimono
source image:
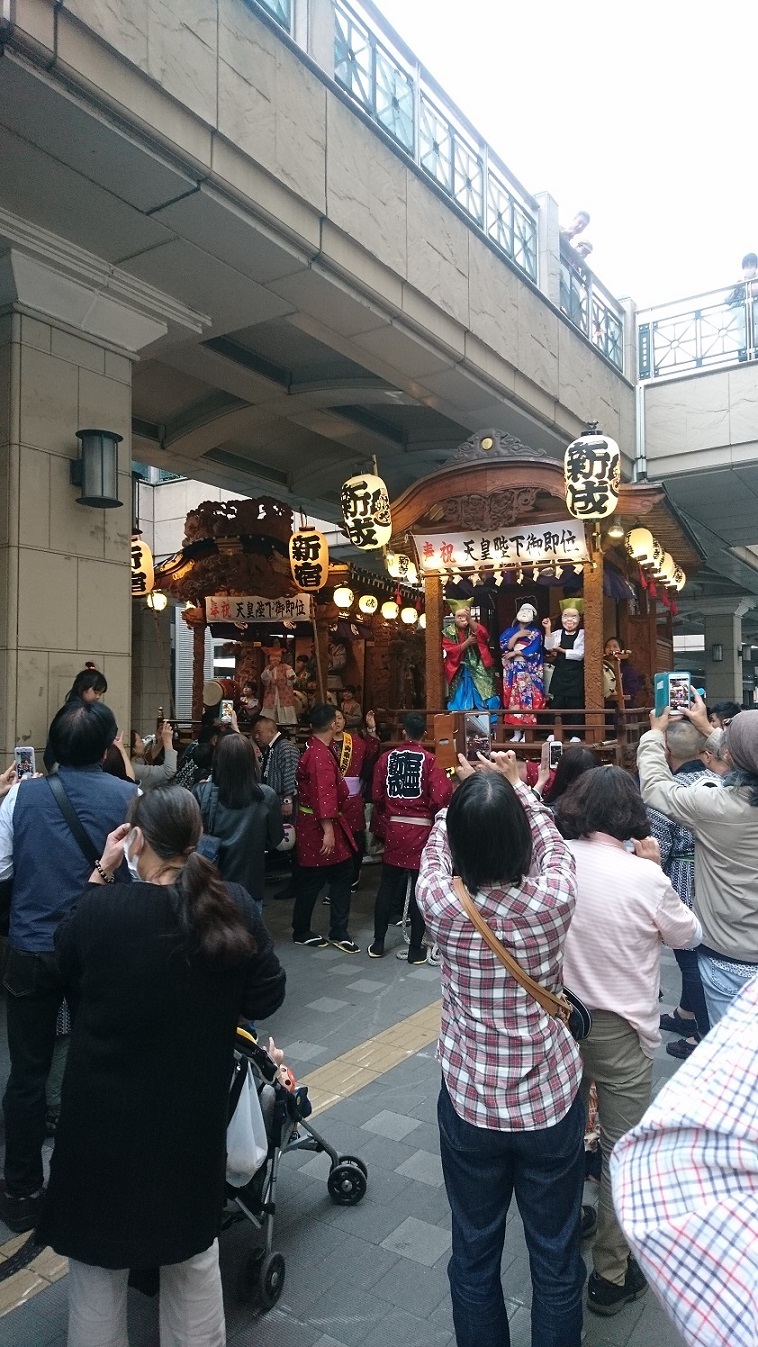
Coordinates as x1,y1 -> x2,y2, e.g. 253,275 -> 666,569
500,602 -> 546,743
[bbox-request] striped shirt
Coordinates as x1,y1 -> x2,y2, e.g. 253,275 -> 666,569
611,973 -> 758,1346
416,784 -> 581,1132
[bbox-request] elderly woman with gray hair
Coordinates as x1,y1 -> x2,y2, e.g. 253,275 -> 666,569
638,692 -> 758,1024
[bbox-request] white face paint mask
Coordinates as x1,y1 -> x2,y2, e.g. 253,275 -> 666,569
123,830 -> 142,883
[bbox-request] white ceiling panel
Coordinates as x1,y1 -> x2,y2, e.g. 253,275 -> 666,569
151,187 -> 310,285
120,240 -> 296,333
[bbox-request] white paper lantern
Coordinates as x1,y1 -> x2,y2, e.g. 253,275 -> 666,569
333,586 -> 354,609
146,590 -> 168,611
131,535 -> 154,597
358,594 -> 378,615
381,600 -> 399,620
400,606 -> 418,625
418,612 -> 427,629
387,552 -> 418,585
340,473 -> 392,549
564,428 -> 620,520
289,528 -> 329,591
626,528 -> 656,563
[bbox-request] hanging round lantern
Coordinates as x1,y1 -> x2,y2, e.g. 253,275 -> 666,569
418,612 -> 427,629
386,552 -> 418,585
131,534 -> 154,597
657,552 -> 677,584
146,590 -> 168,612
340,473 -> 392,549
400,606 -> 418,625
381,599 -> 399,620
625,528 -> 656,563
564,424 -> 620,520
358,594 -> 378,615
289,527 -> 329,591
673,565 -> 686,592
333,586 -> 354,610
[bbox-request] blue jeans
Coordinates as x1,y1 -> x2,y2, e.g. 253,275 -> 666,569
438,1079 -> 585,1347
698,953 -> 758,1025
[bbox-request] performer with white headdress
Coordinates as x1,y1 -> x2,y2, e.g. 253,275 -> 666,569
499,601 -> 545,742
442,600 -> 499,712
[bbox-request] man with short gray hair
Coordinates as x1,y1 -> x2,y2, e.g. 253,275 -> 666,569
647,718 -> 719,1059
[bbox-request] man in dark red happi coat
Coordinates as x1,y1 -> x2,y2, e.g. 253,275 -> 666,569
331,708 -> 380,891
369,712 -> 452,964
292,703 -> 359,953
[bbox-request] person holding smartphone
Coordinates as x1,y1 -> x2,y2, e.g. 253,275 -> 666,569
130,720 -> 178,790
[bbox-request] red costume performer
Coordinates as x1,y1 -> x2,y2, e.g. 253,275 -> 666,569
291,709 -> 360,952
331,712 -> 380,890
295,737 -> 355,868
369,716 -> 453,964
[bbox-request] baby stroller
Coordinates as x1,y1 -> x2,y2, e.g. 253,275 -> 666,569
222,1027 -> 368,1312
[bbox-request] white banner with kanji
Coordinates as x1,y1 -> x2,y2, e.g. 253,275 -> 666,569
205,594 -> 312,623
414,521 -> 588,572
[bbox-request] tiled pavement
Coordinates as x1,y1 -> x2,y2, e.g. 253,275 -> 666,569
0,865 -> 687,1345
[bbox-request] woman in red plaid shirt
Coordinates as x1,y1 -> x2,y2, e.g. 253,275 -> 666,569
417,750 -> 585,1347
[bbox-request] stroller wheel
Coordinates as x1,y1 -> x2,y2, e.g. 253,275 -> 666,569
237,1249 -> 264,1304
258,1251 -> 286,1311
328,1161 -> 368,1205
336,1153 -> 368,1179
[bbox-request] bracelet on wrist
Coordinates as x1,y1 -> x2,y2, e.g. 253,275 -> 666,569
95,860 -> 115,884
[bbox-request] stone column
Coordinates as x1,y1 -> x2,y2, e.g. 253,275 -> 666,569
535,193 -> 561,309
701,598 -> 758,704
425,574 -> 444,709
0,227 -> 205,758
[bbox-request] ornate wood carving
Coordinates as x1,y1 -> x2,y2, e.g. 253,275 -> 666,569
432,488 -> 539,531
183,496 -> 294,547
454,429 -> 546,462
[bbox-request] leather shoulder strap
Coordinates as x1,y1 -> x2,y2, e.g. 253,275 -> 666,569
453,876 -> 566,1019
46,774 -> 100,867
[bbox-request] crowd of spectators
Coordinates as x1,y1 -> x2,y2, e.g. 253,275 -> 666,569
2,668 -> 758,1345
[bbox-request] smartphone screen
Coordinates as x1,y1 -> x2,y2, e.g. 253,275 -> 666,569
14,746 -> 35,780
220,699 -> 234,723
548,740 -> 563,770
668,674 -> 691,714
464,713 -> 491,761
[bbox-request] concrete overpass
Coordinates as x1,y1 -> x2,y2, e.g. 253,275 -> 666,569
0,0 -> 641,750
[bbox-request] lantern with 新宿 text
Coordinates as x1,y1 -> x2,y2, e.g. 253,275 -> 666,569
340,473 -> 392,549
289,527 -> 329,591
131,535 -> 154,597
564,425 -> 620,520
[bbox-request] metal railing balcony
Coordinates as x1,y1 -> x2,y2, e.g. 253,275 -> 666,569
247,0 -> 627,374
638,282 -> 758,381
333,0 -> 538,283
560,241 -> 625,371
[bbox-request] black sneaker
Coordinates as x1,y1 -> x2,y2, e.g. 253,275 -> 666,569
293,932 -> 329,948
0,1181 -> 45,1233
367,940 -> 385,958
587,1256 -> 647,1316
407,946 -> 428,965
330,938 -> 360,954
580,1204 -> 597,1240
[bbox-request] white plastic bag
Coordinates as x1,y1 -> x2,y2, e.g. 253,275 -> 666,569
226,1062 -> 268,1187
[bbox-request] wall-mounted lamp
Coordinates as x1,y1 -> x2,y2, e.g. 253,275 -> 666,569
71,429 -> 123,508
711,643 -> 724,663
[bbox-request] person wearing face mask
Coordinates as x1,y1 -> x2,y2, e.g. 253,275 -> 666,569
543,603 -> 585,732
35,784 -> 286,1347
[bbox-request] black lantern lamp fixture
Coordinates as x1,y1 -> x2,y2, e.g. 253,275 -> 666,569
70,429 -> 123,509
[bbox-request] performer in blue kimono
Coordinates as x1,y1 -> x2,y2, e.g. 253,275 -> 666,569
500,602 -> 545,742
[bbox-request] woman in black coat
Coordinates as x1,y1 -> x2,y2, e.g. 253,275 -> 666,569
194,731 -> 283,904
36,784 -> 286,1346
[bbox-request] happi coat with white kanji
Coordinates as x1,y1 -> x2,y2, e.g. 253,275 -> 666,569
372,741 -> 452,869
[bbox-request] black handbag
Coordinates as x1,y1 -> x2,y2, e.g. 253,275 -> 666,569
196,783 -> 223,866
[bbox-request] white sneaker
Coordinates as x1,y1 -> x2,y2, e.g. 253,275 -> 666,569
510,731 -> 524,743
